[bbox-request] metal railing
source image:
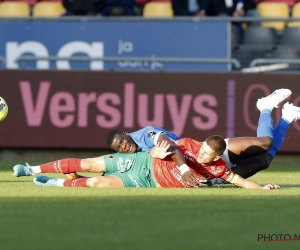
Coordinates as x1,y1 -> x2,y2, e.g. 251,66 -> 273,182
1,16 -> 300,22
15,56 -> 241,69
250,59 -> 300,68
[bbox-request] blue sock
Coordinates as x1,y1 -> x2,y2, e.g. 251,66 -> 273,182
257,110 -> 274,139
267,119 -> 290,158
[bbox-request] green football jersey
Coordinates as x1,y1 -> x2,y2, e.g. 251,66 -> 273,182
103,152 -> 157,188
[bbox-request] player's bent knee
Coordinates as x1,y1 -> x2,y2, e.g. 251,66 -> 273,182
260,136 -> 273,150
80,159 -> 93,172
262,153 -> 273,170
86,177 -> 101,188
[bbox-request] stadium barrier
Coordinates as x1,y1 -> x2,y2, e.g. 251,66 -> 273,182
15,56 -> 242,69
250,59 -> 300,67
2,16 -> 300,72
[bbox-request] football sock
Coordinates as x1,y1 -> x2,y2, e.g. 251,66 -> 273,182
267,118 -> 290,158
57,179 -> 65,187
257,110 -> 274,139
40,158 -> 82,173
281,108 -> 297,123
30,166 -> 42,174
63,178 -> 88,187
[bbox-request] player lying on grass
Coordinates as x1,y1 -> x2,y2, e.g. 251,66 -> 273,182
13,89 -> 299,188
14,94 -> 300,190
13,134 -> 280,189
64,88 -> 294,186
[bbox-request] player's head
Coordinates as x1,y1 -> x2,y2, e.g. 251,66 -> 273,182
106,130 -> 138,153
196,135 -> 226,165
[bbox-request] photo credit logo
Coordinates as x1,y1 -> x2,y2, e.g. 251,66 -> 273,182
258,234 -> 300,242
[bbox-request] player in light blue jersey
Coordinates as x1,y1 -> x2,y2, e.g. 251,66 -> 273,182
106,126 -> 180,153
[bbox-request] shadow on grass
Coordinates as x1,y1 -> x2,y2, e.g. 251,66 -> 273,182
0,180 -> 34,183
277,184 -> 300,188
205,184 -> 300,188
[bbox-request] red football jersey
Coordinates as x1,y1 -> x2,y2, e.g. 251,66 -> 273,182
152,138 -> 234,188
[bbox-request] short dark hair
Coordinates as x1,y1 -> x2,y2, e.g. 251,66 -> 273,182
106,129 -> 123,148
205,135 -> 226,156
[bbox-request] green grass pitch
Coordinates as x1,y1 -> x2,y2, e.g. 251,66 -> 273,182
1,156 -> 300,250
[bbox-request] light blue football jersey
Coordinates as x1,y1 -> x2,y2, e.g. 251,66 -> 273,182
129,126 -> 181,152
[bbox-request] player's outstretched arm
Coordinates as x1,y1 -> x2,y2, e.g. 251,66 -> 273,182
230,174 -> 280,190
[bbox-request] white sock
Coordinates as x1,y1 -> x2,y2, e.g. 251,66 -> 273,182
57,179 -> 65,187
282,114 -> 294,123
30,166 -> 42,174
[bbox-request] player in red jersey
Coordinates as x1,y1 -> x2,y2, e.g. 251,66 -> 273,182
152,136 -> 278,189
152,137 -> 233,187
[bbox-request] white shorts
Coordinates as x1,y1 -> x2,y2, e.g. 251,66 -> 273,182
220,138 -> 235,168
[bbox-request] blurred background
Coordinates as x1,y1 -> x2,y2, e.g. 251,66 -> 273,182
1,0 -> 300,160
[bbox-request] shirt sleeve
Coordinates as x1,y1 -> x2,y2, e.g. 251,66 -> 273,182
220,167 -> 235,182
129,126 -> 180,152
153,131 -> 164,145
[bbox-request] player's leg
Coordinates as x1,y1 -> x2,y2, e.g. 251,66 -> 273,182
86,175 -> 124,188
63,157 -> 107,179
227,110 -> 273,165
267,102 -> 300,157
232,118 -> 289,178
53,157 -> 106,180
33,175 -> 124,188
227,88 -> 291,165
230,152 -> 272,179
233,102 -> 300,178
13,156 -> 106,177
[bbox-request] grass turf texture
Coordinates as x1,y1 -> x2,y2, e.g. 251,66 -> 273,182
1,157 -> 300,250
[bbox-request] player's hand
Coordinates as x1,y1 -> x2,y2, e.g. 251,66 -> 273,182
153,140 -> 173,159
182,170 -> 199,188
262,184 -> 280,190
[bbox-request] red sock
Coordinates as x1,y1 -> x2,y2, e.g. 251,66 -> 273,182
40,158 -> 82,173
63,178 -> 88,187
